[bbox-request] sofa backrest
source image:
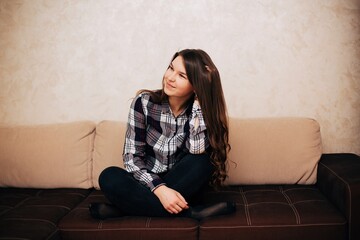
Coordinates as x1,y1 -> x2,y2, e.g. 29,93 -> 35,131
226,118 -> 322,185
92,120 -> 126,189
0,118 -> 322,189
0,121 -> 95,188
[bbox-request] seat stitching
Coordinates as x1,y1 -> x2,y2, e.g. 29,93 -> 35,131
247,202 -> 293,206
20,205 -> 71,211
319,161 -> 352,235
146,217 -> 151,228
280,186 -> 301,224
45,228 -> 59,240
0,196 -> 31,216
199,221 -> 347,229
1,218 -> 56,227
293,199 -> 326,205
36,190 -> 43,197
241,189 -> 281,193
61,226 -> 199,231
283,187 -> 317,192
0,238 -> 30,240
239,186 -> 251,226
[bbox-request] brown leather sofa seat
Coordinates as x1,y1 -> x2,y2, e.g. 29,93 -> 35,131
0,188 -> 92,240
199,185 -> 346,240
59,190 -> 199,240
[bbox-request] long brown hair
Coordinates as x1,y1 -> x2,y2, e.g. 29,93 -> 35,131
139,49 -> 230,187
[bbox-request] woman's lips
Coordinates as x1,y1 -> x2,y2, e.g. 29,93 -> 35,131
166,82 -> 175,89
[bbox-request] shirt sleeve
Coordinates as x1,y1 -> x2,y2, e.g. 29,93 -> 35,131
123,94 -> 165,191
186,100 -> 209,154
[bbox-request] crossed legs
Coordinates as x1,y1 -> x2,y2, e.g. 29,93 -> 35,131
97,153 -> 213,217
91,153 -> 235,219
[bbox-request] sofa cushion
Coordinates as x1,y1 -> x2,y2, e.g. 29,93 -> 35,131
0,121 -> 95,188
92,120 -> 127,189
199,185 -> 346,240
0,188 -> 92,240
226,118 -> 322,185
59,190 -> 199,240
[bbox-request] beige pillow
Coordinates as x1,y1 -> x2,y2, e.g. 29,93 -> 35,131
225,118 -> 322,185
0,121 -> 95,188
92,120 -> 126,189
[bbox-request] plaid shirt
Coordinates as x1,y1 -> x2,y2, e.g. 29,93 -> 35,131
123,92 -> 209,191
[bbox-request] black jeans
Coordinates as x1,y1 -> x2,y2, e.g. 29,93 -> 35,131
99,153 -> 214,217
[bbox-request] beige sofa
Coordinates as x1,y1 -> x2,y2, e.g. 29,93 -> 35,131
0,118 -> 359,240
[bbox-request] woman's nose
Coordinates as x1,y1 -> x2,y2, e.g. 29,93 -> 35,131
168,72 -> 176,81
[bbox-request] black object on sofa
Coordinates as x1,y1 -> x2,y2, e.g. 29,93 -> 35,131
1,153 -> 359,240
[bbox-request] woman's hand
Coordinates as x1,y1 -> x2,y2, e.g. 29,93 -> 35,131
153,185 -> 189,214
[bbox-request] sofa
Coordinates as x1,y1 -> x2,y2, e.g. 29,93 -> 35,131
0,118 -> 359,240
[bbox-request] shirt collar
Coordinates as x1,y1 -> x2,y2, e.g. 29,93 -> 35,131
161,100 -> 192,117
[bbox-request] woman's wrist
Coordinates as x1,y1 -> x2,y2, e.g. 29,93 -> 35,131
151,183 -> 166,193
153,185 -> 167,196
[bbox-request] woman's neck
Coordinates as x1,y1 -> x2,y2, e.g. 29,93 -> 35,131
168,97 -> 188,117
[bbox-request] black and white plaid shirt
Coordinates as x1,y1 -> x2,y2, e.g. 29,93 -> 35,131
123,92 -> 209,191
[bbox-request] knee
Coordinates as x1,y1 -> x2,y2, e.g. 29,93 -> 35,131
98,166 -> 126,191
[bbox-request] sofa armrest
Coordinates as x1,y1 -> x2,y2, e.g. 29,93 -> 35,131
317,153 -> 360,240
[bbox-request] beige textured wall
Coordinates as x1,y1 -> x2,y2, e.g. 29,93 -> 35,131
0,0 -> 359,155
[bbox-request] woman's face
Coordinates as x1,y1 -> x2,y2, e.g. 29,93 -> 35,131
163,56 -> 194,102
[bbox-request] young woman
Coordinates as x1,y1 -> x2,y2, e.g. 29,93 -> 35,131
89,49 -> 235,220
